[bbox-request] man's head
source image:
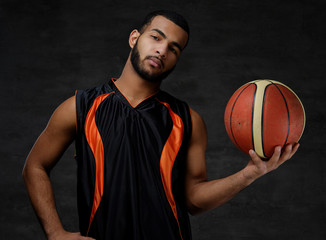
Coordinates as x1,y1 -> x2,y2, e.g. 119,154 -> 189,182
129,10 -> 189,83
138,10 -> 190,45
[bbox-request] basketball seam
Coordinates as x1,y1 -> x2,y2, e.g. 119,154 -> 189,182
230,84 -> 253,151
251,84 -> 257,155
269,82 -> 290,148
261,85 -> 267,158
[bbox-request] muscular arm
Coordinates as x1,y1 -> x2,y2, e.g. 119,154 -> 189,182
185,108 -> 299,215
22,97 -> 94,240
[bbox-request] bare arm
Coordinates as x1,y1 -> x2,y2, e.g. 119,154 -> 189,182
185,108 -> 299,215
22,96 -> 95,240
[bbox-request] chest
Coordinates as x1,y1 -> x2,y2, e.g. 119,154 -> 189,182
93,95 -> 174,151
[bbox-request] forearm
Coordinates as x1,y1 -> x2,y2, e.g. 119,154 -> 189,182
187,168 -> 256,215
22,165 -> 65,238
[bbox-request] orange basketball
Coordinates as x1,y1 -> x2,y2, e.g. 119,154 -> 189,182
224,79 -> 305,159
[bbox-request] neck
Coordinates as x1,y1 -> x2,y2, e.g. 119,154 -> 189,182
115,55 -> 161,107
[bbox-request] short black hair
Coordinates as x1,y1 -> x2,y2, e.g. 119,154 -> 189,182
139,10 -> 190,47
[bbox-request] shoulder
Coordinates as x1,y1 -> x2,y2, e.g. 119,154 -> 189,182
189,108 -> 202,123
189,108 -> 207,144
75,82 -> 114,112
76,82 -> 113,101
45,96 -> 77,137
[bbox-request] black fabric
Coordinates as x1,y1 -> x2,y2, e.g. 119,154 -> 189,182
75,79 -> 192,240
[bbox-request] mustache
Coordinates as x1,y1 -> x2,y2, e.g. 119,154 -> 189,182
145,56 -> 164,69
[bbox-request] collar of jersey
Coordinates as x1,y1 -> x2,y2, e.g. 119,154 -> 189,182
108,78 -> 160,109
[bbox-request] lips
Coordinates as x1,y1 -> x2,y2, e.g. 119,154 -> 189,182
146,56 -> 163,69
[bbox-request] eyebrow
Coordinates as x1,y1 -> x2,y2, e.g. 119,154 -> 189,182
151,28 -> 183,52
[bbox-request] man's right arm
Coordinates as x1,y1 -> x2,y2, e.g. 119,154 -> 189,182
22,96 -> 95,240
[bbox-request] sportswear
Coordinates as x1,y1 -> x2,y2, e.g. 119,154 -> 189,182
75,78 -> 192,240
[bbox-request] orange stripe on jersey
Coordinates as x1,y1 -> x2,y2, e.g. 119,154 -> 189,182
157,100 -> 184,240
84,92 -> 114,235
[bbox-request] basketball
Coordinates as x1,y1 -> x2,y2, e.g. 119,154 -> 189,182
224,79 -> 306,159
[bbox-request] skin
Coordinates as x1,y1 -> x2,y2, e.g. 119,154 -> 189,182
22,15 -> 299,239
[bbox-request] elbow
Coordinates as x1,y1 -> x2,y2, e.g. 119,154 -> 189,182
186,200 -> 206,216
22,160 -> 50,185
186,180 -> 209,216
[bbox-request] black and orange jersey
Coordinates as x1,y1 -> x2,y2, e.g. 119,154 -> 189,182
75,78 -> 192,240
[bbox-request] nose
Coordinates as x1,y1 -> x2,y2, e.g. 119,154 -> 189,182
156,44 -> 168,59
156,50 -> 166,59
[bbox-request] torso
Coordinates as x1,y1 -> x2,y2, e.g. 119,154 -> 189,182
75,79 -> 192,240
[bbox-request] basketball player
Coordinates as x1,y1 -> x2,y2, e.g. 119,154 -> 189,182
22,10 -> 299,240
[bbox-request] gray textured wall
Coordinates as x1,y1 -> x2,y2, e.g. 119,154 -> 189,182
1,0 -> 325,239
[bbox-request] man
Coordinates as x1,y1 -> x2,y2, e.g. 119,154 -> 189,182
23,10 -> 299,240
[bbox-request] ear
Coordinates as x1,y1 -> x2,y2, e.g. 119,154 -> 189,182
129,29 -> 140,49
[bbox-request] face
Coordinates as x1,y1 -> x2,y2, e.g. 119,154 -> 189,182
130,16 -> 188,82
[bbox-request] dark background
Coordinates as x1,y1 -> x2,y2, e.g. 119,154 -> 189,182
1,0 -> 325,239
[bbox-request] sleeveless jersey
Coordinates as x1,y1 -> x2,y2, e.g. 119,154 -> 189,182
75,79 -> 192,240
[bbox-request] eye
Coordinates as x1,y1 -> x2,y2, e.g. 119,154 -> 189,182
169,47 -> 178,55
151,35 -> 159,41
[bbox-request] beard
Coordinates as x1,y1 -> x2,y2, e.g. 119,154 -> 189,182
130,40 -> 175,83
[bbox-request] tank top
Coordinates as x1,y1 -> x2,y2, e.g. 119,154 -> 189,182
75,78 -> 192,240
